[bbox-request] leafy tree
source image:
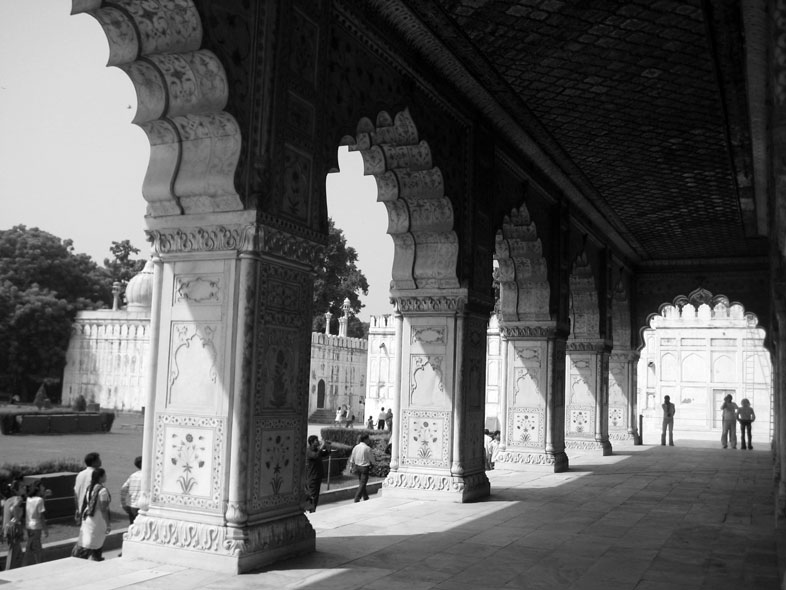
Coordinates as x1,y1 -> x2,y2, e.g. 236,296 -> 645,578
312,219 -> 369,338
103,239 -> 146,285
0,225 -> 111,398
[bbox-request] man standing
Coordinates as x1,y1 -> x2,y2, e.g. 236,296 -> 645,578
120,456 -> 143,524
661,395 -> 675,446
721,394 -> 739,449
304,436 -> 330,513
349,433 -> 375,502
377,407 -> 386,430
385,407 -> 393,431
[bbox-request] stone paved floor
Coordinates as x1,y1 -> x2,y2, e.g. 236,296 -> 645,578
0,440 -> 779,589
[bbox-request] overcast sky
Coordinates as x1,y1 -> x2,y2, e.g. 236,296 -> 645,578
0,0 -> 394,319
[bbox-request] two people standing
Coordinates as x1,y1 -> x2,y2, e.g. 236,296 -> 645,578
721,394 -> 756,450
1,479 -> 48,569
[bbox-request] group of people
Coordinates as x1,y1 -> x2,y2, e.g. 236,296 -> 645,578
334,406 -> 394,431
372,407 -> 393,431
1,451 -> 143,568
304,432 -> 377,513
334,405 -> 356,428
661,393 -> 756,449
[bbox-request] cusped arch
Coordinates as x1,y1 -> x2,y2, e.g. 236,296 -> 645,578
494,203 -> 550,322
72,0 -> 242,217
337,109 -> 459,291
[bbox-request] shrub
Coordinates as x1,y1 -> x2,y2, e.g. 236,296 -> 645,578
0,458 -> 82,493
72,394 -> 86,412
320,429 -> 391,478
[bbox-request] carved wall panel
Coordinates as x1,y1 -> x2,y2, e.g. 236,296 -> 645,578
509,409 -> 545,447
410,355 -> 447,407
175,274 -> 223,305
569,251 -> 600,340
153,414 -> 225,512
566,353 -> 596,437
168,323 -> 221,408
400,409 -> 451,468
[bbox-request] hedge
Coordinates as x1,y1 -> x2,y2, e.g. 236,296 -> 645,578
0,411 -> 115,435
320,427 -> 391,478
0,458 -> 83,495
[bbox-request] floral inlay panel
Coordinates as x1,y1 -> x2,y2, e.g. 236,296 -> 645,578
567,408 -> 594,436
400,410 -> 451,468
609,407 -> 626,430
153,414 -> 224,512
508,409 -> 544,447
251,417 -> 302,511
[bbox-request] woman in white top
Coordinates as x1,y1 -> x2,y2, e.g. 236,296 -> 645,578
76,468 -> 111,561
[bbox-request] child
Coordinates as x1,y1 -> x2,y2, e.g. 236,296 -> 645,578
22,482 -> 48,565
737,398 -> 756,450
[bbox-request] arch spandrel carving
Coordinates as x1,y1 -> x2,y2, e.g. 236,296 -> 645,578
494,203 -> 551,323
72,0 -> 242,218
336,108 -> 459,291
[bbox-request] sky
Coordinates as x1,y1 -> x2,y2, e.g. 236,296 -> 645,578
0,0 -> 394,320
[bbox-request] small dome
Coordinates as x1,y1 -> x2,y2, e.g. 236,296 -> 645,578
125,260 -> 154,311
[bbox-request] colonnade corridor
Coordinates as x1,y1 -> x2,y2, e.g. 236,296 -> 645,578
1,441 -> 778,589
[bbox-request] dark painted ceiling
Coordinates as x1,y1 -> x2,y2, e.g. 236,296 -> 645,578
416,0 -> 766,262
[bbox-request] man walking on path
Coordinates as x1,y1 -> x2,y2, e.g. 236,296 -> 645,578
120,456 -> 143,524
661,395 -> 675,446
349,433 -> 375,502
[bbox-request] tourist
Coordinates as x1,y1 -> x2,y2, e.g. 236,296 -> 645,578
120,456 -> 143,524
74,452 -> 101,525
366,416 -> 374,429
346,410 -> 355,428
488,431 -> 501,469
304,435 -> 331,513
737,398 -> 756,450
377,407 -> 386,430
1,480 -> 25,570
661,395 -> 675,446
484,429 -> 493,470
334,406 -> 343,427
385,407 -> 393,431
349,433 -> 375,502
721,394 -> 739,449
22,482 -> 47,565
75,468 -> 111,561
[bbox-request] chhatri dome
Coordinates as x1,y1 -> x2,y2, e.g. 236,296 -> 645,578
125,260 -> 154,311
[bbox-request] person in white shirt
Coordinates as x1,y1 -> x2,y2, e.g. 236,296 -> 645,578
348,434 -> 375,502
22,482 -> 47,565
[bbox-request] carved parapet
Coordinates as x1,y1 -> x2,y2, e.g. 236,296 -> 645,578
500,324 -> 558,339
383,471 -> 489,502
565,439 -> 612,455
495,450 -> 569,472
393,294 -> 467,314
567,340 -> 609,352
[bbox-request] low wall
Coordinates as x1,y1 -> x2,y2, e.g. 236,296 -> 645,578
0,412 -> 114,435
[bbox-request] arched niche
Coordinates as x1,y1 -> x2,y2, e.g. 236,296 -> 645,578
494,203 -> 550,323
71,0 -> 243,217
333,109 -> 459,292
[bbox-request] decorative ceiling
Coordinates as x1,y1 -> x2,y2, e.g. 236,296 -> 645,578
410,0 -> 766,262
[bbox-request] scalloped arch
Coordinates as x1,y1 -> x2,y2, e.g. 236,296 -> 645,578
337,109 -> 459,291
71,0 -> 243,217
494,203 -> 550,322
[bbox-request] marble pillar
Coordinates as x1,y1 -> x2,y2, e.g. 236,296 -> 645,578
565,343 -> 612,455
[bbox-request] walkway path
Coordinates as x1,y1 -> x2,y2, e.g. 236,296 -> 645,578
0,440 -> 779,589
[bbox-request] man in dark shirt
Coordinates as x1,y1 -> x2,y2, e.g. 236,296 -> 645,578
305,435 -> 330,513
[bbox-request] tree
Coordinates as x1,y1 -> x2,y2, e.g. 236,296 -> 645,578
312,219 -> 370,338
0,225 -> 112,398
103,239 -> 146,285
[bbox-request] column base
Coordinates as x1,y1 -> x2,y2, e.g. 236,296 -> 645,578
122,512 -> 315,574
494,450 -> 569,473
609,431 -> 636,443
565,438 -> 613,456
382,470 -> 490,502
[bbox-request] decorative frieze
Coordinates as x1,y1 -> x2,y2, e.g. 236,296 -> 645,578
383,471 -> 487,493
565,439 -> 609,451
395,296 -> 466,313
500,325 -> 557,338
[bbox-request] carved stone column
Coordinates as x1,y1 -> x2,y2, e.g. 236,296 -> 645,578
609,350 -> 639,443
565,343 -> 612,455
123,212 -> 321,573
383,294 -> 490,502
494,324 -> 569,472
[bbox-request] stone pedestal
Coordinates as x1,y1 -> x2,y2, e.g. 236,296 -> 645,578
493,324 -> 569,472
382,294 -> 490,502
565,343 -> 612,455
122,213 -> 320,573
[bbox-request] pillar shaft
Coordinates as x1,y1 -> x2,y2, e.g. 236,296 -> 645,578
565,343 -> 612,455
